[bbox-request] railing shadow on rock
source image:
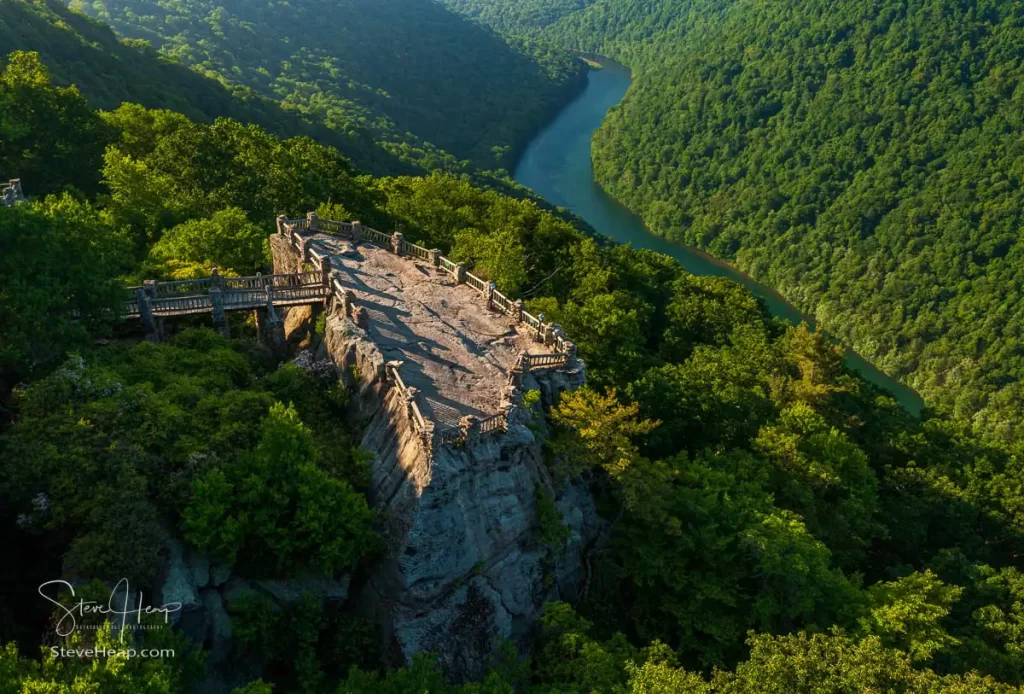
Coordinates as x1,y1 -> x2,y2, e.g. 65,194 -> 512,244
278,211 -> 582,453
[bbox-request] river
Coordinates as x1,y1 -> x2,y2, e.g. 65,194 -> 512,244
514,58 -> 924,414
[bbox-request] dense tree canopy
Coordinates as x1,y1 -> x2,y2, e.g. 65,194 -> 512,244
65,0 -> 584,175
0,193 -> 130,386
3,13 -> 1024,688
442,0 -> 1024,447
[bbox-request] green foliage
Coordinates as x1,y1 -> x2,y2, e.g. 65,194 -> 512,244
338,651 -> 521,693
475,0 -> 1024,448
529,603 -> 1021,693
0,330 -> 375,586
753,403 -> 880,568
0,193 -> 130,385
4,27 -> 1024,689
0,0 -> 330,148
232,681 -> 275,694
523,389 -> 542,410
376,173 -> 580,295
69,0 -> 584,175
707,630 -> 1018,693
0,50 -> 110,195
535,488 -> 571,549
183,402 -> 378,575
549,387 -> 657,485
99,104 -> 377,240
338,654 -> 454,694
0,622 -> 204,694
229,591 -> 282,661
149,207 -> 269,275
225,590 -> 381,692
858,570 -> 963,662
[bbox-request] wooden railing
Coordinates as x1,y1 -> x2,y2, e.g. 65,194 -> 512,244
478,412 -> 507,436
275,212 -> 584,453
405,242 -> 432,261
150,295 -> 212,315
363,226 -> 392,247
320,220 -> 352,235
437,426 -> 464,447
490,290 -> 511,314
464,272 -> 486,292
386,361 -> 431,440
155,278 -> 212,296
123,270 -> 328,319
524,353 -> 568,370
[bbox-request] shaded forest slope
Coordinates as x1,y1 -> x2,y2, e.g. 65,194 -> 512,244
68,0 -> 586,174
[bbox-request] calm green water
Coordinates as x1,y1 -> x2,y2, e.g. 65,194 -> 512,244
514,58 -> 924,414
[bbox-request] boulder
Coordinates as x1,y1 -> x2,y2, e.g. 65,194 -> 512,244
210,564 -> 232,588
187,550 -> 211,589
157,537 -> 203,618
200,589 -> 234,667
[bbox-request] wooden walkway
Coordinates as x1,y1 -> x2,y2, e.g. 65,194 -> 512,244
124,271 -> 329,318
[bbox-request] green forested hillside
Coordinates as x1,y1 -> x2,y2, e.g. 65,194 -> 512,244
444,0 -> 1024,447
440,0 -> 596,34
3,50 -> 1024,692
65,0 -> 585,174
0,0 -> 375,165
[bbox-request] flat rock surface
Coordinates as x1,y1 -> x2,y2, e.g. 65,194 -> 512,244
312,235 -> 539,428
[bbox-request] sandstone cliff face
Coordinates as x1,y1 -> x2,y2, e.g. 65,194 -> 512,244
153,536 -> 350,694
270,234 -> 304,275
323,314 -> 600,682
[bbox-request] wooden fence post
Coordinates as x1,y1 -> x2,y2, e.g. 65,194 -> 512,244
460,415 -> 480,444
353,306 -> 369,330
319,254 -> 332,289
137,288 -> 159,343
266,288 -> 286,356
341,289 -> 355,318
508,355 -> 525,388
210,286 -> 229,337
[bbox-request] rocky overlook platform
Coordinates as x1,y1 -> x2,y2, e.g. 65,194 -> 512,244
268,214 -> 598,682
313,233 -> 537,428
270,214 -> 580,450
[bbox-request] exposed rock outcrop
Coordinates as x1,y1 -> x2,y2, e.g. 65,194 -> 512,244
324,313 -> 599,682
154,539 -> 350,694
269,234 -> 304,275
